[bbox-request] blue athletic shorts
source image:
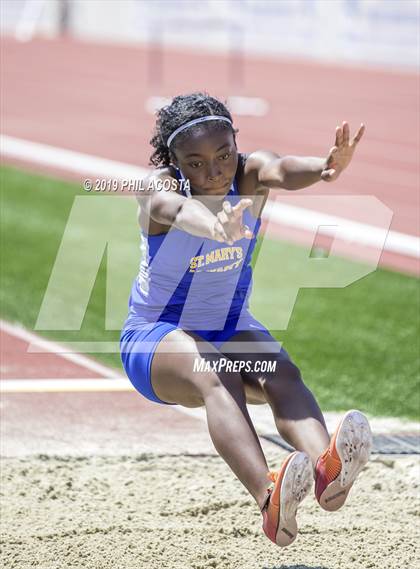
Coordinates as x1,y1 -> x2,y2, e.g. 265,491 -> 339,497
120,310 -> 284,405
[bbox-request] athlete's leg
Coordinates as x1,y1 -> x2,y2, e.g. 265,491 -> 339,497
150,329 -> 270,510
220,330 -> 330,467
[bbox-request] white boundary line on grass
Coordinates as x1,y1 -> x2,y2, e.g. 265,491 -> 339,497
1,321 -> 419,435
0,378 -> 134,392
0,320 -> 122,379
1,134 -> 419,258
0,135 -> 145,179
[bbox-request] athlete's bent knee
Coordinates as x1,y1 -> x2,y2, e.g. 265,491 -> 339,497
259,361 -> 302,392
200,368 -> 245,402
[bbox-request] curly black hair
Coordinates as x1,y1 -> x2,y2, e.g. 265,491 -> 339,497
149,92 -> 236,167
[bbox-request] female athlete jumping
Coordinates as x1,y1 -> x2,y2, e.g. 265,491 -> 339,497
120,93 -> 372,547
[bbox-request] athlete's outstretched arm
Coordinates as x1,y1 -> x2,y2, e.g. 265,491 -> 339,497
137,173 -> 253,245
248,122 -> 365,191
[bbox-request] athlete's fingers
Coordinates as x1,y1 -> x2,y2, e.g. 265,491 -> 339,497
232,198 -> 253,215
321,168 -> 336,182
213,219 -> 230,243
328,146 -> 338,162
352,123 -> 365,145
217,199 -> 252,243
342,121 -> 350,145
335,126 -> 343,147
217,209 -> 229,226
216,211 -> 238,244
241,224 -> 253,239
222,200 -> 233,217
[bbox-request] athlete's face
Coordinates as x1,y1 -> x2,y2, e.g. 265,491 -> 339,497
172,128 -> 238,196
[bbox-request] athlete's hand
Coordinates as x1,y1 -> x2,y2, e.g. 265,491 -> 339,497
212,198 -> 254,245
321,122 -> 365,182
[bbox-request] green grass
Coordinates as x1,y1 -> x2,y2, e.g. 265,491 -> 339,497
1,165 -> 419,420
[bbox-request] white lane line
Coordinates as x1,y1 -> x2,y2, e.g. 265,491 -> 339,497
0,378 -> 133,393
264,201 -> 419,258
2,322 -> 419,435
0,320 -> 122,379
1,134 -> 419,259
0,134 -> 146,179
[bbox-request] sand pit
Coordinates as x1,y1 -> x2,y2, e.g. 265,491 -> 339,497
1,451 -> 419,569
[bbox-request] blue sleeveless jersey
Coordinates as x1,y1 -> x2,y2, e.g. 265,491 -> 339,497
125,170 -> 261,331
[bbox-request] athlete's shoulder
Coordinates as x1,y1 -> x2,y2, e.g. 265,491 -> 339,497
236,150 -> 280,195
242,150 -> 281,175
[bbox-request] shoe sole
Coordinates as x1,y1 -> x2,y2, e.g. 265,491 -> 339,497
275,451 -> 313,547
319,410 -> 372,512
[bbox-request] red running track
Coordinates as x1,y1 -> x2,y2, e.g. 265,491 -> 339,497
1,36 -> 419,239
0,324 -> 217,457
